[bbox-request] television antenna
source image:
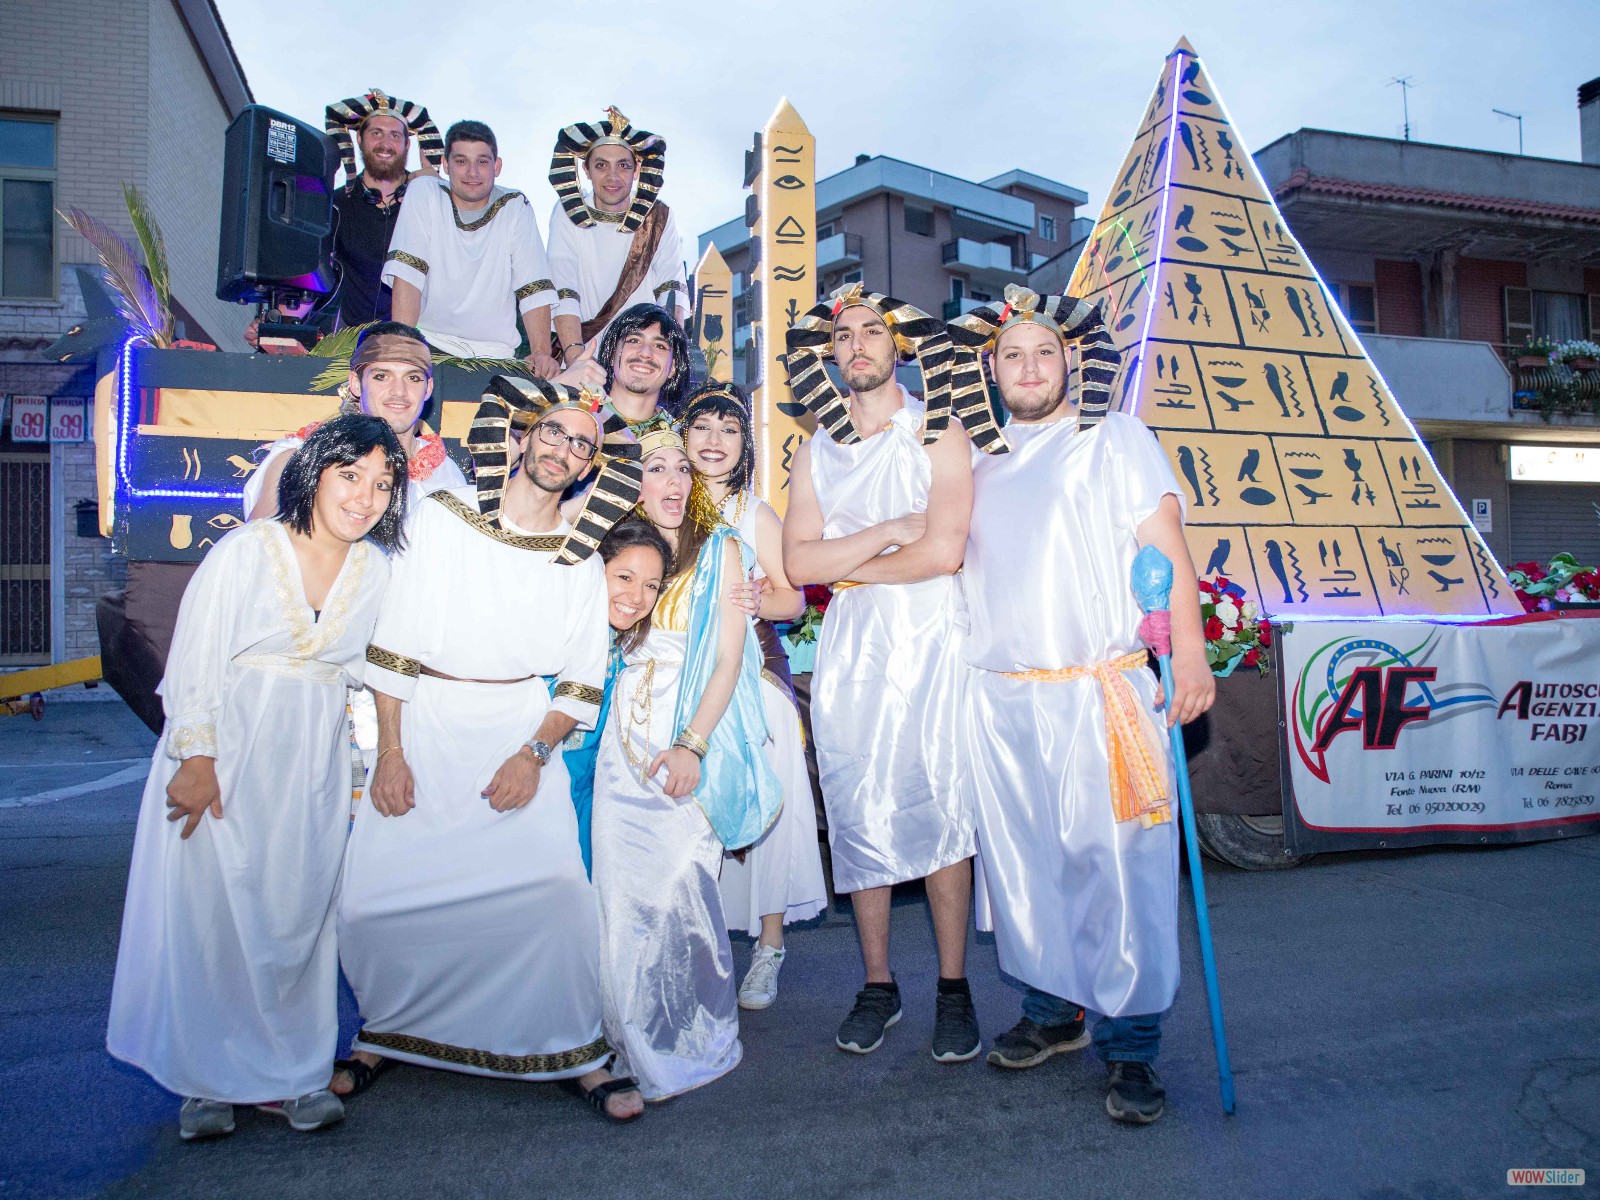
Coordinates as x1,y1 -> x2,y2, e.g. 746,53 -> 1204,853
1493,108 -> 1524,155
1388,76 -> 1415,141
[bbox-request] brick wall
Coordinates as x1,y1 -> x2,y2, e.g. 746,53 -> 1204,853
1,0 -> 237,676
1456,257 -> 1527,347
1375,259 -> 1424,337
59,438 -> 127,662
147,0 -> 247,349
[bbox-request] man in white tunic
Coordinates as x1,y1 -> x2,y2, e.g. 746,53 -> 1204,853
948,284 -> 1214,1125
336,377 -> 646,1121
781,284 -> 980,1063
382,120 -> 559,368
546,108 -> 687,360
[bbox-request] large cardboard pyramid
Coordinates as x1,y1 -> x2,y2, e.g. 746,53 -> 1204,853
1067,39 -> 1519,619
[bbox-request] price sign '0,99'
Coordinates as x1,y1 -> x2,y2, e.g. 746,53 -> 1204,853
49,398 -> 87,443
9,395 -> 49,442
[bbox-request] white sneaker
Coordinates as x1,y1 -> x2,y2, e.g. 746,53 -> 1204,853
739,944 -> 785,1011
179,1097 -> 235,1141
255,1088 -> 345,1132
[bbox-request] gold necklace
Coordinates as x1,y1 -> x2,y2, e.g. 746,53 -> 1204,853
622,659 -> 657,781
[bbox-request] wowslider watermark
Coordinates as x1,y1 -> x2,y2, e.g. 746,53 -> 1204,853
1508,1168 -> 1585,1186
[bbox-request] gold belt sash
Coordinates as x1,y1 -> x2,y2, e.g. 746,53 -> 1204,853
419,665 -> 539,685
830,580 -> 866,591
1000,651 -> 1172,829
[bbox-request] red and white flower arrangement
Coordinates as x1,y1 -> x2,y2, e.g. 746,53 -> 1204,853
1198,575 -> 1272,677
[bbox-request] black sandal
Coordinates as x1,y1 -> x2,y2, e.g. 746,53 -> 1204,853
332,1055 -> 395,1099
563,1075 -> 643,1123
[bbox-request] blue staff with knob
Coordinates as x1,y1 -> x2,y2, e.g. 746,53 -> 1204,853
1131,543 -> 1237,1114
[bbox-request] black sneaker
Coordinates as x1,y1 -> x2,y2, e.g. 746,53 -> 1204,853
835,983 -> 902,1054
986,1013 -> 1091,1069
931,985 -> 981,1063
1105,1061 -> 1166,1124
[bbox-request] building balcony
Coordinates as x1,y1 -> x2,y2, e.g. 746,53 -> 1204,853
940,238 -> 1025,278
817,232 -> 864,274
942,297 -> 987,320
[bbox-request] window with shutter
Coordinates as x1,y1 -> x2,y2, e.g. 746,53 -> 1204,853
1589,293 -> 1599,340
1504,286 -> 1534,349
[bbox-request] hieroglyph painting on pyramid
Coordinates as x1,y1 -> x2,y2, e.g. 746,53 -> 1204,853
1067,39 -> 1520,619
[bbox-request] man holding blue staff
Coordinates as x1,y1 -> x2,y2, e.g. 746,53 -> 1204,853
946,285 -> 1214,1125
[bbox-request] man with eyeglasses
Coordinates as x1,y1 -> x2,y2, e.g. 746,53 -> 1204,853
334,377 -> 647,1122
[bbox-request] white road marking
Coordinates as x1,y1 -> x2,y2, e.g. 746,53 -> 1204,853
0,762 -> 149,809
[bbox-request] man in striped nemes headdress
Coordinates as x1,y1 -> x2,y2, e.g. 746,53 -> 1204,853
948,283 -> 1213,1125
335,375 -> 646,1121
778,283 -> 983,1066
546,108 -> 687,360
322,89 -> 444,330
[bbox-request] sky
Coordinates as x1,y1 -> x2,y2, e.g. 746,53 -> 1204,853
215,0 -> 1600,267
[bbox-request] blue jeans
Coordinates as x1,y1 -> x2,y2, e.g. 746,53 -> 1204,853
1021,986 -> 1163,1064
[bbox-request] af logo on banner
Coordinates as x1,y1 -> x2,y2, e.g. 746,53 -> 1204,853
1279,616 -> 1600,854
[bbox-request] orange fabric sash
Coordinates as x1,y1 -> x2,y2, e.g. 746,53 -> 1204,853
1000,651 -> 1172,828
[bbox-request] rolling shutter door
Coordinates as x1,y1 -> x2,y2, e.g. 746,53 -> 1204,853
1507,482 -> 1600,564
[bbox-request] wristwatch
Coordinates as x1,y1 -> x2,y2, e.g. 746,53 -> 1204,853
525,739 -> 554,765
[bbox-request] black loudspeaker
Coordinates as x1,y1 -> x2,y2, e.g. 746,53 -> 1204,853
216,105 -> 338,304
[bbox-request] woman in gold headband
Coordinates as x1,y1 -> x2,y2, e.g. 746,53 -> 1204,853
591,426 -> 779,1100
679,382 -> 827,1013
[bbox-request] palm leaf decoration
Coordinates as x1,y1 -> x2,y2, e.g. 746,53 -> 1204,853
433,355 -> 534,377
307,342 -> 536,394
58,197 -> 173,348
122,184 -> 170,316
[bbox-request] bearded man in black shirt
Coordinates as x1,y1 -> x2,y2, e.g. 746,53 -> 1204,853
325,89 -> 445,328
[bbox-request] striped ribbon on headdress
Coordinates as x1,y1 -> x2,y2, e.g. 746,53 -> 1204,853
549,107 -> 666,234
945,282 -> 1120,453
780,284 -> 957,447
324,88 -> 444,182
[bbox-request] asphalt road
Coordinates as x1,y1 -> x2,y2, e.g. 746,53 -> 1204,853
1,700 -> 1596,1199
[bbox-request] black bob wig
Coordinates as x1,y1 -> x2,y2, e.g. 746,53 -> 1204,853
276,413 -> 408,553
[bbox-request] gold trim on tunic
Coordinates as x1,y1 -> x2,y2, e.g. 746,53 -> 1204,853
385,249 -> 429,276
554,680 -> 604,707
358,1031 -> 611,1075
450,190 -> 523,232
432,490 -> 566,551
366,644 -> 421,678
516,279 -> 555,302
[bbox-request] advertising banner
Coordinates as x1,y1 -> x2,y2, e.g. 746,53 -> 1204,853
1280,614 -> 1600,854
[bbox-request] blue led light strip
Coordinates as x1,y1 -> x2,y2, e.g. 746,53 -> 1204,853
116,337 -> 246,503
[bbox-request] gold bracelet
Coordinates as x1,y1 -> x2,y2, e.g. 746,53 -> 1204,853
673,727 -> 709,759
377,745 -> 404,762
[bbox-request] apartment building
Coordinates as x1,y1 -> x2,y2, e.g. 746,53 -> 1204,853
699,154 -> 1090,387
1253,84 -> 1600,566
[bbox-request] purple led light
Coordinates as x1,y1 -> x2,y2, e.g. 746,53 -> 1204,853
1122,48 -> 1188,415
116,336 -> 246,503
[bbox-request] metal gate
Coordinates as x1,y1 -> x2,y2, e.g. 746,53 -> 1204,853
0,447 -> 50,664
1507,481 -> 1600,565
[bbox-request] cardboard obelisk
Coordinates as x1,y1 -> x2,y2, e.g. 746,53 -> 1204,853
694,244 -> 734,384
745,99 -> 816,516
1067,38 -> 1518,618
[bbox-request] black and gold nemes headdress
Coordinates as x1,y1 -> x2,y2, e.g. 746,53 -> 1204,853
549,107 -> 666,234
946,283 -> 1121,452
325,88 -> 444,182
468,376 -> 642,565
781,284 -> 958,447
